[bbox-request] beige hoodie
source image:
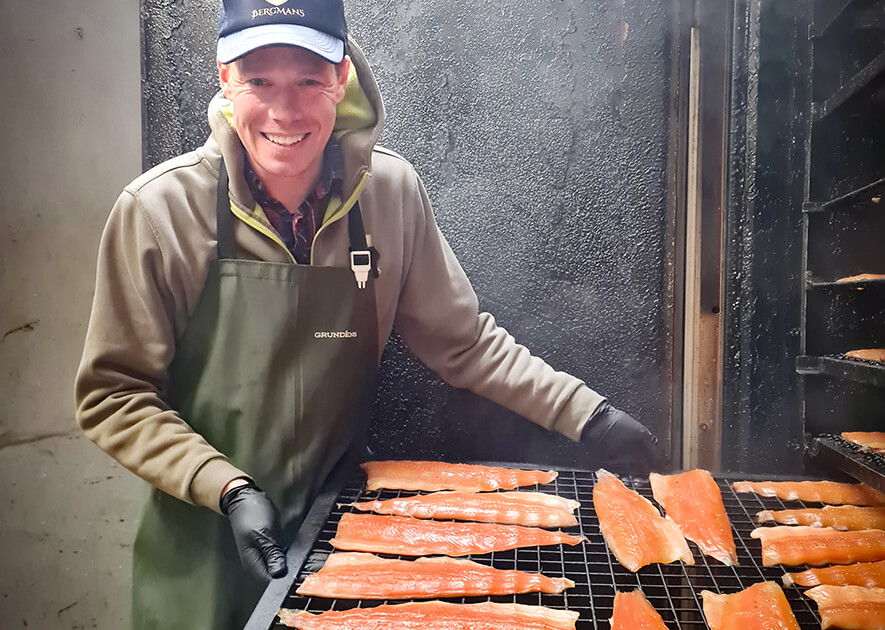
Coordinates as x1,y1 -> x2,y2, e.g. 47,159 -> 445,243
74,39 -> 604,514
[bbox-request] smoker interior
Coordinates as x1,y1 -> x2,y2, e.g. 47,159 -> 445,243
255,469 -> 839,629
800,0 -> 885,485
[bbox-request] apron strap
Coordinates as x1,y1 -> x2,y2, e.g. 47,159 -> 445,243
216,159 -> 237,260
348,200 -> 380,277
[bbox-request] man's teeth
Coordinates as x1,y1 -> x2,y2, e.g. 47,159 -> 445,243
265,133 -> 306,146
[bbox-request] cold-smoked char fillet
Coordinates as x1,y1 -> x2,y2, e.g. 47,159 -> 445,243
346,490 -> 579,528
842,431 -> 885,454
701,581 -> 800,630
733,480 -> 885,506
610,590 -> 670,630
650,469 -> 737,565
757,505 -> 885,531
329,513 -> 586,557
783,560 -> 885,588
836,274 -> 885,283
277,600 -> 580,629
593,469 -> 693,572
750,526 -> 885,567
803,585 -> 885,630
845,349 -> 885,363
295,552 -> 575,599
361,460 -> 557,492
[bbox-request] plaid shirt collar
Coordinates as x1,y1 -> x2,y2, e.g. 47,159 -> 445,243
243,137 -> 343,263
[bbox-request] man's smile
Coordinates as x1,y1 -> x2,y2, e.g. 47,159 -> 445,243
263,132 -> 308,146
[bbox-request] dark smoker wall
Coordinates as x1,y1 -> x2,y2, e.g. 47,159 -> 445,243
141,1 -> 684,468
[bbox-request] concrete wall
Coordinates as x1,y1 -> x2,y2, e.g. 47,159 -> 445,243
0,0 -> 142,627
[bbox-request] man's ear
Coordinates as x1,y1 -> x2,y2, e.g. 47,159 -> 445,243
333,57 -> 351,102
218,59 -> 233,99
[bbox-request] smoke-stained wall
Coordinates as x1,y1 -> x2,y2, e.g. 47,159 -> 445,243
142,0 -> 684,467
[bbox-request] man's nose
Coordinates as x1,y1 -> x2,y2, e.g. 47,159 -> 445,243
267,89 -> 304,122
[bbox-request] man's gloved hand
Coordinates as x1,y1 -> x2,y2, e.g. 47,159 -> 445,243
221,482 -> 288,581
580,402 -> 660,477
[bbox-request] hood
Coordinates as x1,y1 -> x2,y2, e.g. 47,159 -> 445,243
207,36 -> 385,207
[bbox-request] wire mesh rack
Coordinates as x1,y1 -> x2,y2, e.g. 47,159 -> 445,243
264,469 -> 829,629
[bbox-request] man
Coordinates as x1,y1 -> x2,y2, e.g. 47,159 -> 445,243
75,0 -> 657,628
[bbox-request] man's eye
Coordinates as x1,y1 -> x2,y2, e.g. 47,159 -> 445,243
247,78 -> 266,87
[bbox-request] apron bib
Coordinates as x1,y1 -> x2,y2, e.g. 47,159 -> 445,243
131,161 -> 377,630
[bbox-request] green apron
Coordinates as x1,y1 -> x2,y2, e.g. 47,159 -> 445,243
131,160 -> 378,630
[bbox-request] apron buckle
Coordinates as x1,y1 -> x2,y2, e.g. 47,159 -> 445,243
350,250 -> 372,289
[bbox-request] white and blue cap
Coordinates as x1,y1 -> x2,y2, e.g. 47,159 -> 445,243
217,0 -> 347,64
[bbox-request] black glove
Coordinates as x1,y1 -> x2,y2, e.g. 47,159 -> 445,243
221,482 -> 287,581
580,402 -> 660,477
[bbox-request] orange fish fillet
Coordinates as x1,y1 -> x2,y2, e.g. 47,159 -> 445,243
361,460 -> 557,492
650,469 -> 737,565
842,432 -> 885,453
750,526 -> 885,566
701,582 -> 800,630
804,585 -> 885,630
347,490 -> 579,528
733,480 -> 885,506
329,513 -> 586,557
845,349 -> 885,363
593,469 -> 693,572
757,506 -> 885,531
277,601 -> 580,629
836,274 -> 885,283
295,552 -> 575,599
610,590 -> 670,630
783,560 -> 885,588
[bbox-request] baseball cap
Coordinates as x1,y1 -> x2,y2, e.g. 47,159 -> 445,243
217,0 -> 347,64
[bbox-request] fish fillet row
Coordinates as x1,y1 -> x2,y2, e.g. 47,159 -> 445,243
609,590 -> 670,629
751,526 -> 885,566
347,490 -> 579,528
650,470 -> 737,565
757,505 -> 885,530
783,560 -> 885,588
361,460 -> 557,492
701,581 -> 800,630
295,553 -> 575,599
804,585 -> 885,630
845,349 -> 885,363
733,480 -> 885,506
593,469 -> 693,572
329,513 -> 586,557
277,601 -> 580,629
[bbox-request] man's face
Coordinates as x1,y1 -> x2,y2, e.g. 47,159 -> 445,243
218,46 -> 349,195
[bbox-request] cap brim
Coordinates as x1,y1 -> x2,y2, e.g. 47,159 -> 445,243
217,23 -> 344,64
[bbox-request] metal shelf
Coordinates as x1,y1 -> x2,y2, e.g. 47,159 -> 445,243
803,176 -> 885,213
812,49 -> 885,122
807,276 -> 885,289
797,354 -> 885,387
810,0 -> 881,39
807,434 -> 885,494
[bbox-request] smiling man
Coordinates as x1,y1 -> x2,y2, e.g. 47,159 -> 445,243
75,1 -> 658,628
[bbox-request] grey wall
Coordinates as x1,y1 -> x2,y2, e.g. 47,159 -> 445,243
0,0 -> 142,627
142,0 -> 684,468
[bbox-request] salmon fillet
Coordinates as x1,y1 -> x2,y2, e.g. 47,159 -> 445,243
750,526 -> 885,566
701,581 -> 800,630
757,506 -> 885,530
329,513 -> 586,557
277,601 -> 580,629
361,460 -> 557,492
842,432 -> 885,454
783,560 -> 885,588
845,349 -> 885,363
610,590 -> 670,630
346,490 -> 579,528
650,469 -> 737,565
593,469 -> 693,572
835,274 -> 885,283
295,552 -> 575,599
804,585 -> 885,630
733,480 -> 885,506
